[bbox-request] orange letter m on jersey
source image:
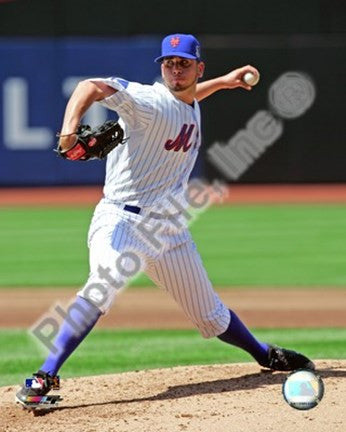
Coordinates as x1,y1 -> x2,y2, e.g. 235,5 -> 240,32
164,124 -> 195,152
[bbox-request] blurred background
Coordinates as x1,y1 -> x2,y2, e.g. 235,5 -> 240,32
0,0 -> 345,185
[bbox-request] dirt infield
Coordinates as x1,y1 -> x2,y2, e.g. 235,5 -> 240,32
1,289 -> 345,432
0,287 -> 346,328
1,360 -> 345,432
3,184 -> 346,206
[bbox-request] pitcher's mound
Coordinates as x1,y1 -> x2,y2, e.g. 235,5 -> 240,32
1,360 -> 345,432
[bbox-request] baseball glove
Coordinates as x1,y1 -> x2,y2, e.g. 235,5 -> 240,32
56,120 -> 125,161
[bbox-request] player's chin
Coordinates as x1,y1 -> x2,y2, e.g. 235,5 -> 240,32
171,85 -> 185,92
170,82 -> 192,92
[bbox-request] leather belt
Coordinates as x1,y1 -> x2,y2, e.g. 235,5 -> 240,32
123,204 -> 141,214
123,204 -> 180,220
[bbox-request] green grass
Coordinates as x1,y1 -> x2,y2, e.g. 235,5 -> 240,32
0,207 -> 92,286
191,204 -> 346,286
0,327 -> 345,387
2,204 -> 346,286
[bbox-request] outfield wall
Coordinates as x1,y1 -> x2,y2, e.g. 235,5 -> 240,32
0,1 -> 345,185
0,38 -> 160,185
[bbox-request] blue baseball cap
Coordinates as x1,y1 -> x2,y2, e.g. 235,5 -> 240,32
154,34 -> 201,63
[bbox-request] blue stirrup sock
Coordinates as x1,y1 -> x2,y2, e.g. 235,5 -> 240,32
40,296 -> 102,376
217,309 -> 269,365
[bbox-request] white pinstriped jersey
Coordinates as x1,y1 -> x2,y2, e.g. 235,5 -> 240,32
79,77 -> 231,336
90,77 -> 201,210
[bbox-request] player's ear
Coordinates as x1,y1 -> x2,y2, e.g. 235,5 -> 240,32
197,61 -> 205,78
161,62 -> 167,79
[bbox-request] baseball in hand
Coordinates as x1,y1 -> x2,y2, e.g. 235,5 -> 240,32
243,72 -> 260,86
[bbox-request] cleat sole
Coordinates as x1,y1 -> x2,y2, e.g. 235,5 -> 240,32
16,394 -> 62,410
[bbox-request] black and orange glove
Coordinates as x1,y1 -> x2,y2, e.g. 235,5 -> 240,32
56,120 -> 125,161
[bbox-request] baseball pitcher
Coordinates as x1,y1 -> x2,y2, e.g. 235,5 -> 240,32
16,34 -> 314,410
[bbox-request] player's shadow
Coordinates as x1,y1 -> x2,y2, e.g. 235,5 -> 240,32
34,369 -> 278,416
35,366 -> 345,416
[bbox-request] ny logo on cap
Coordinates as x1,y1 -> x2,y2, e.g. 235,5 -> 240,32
170,37 -> 180,48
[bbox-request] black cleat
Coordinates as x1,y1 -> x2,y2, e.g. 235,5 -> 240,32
260,345 -> 315,371
15,370 -> 61,409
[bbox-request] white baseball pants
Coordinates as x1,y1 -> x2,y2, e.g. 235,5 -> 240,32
78,199 -> 230,338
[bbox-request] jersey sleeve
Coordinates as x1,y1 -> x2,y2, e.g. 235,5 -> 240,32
89,77 -> 154,130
